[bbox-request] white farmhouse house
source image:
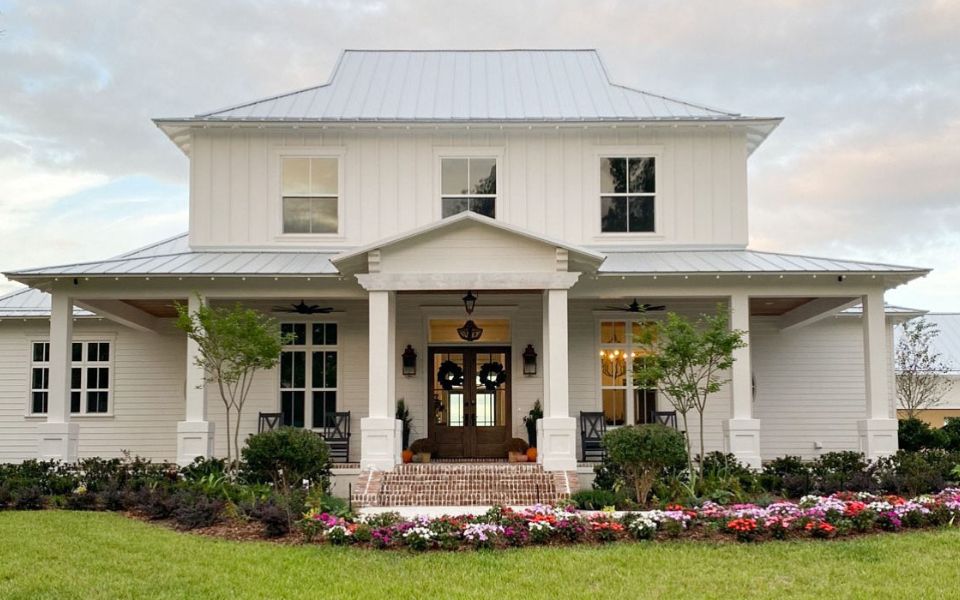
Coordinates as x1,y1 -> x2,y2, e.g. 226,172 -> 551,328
0,50 -> 930,503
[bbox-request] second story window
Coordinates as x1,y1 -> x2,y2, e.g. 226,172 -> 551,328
600,157 -> 656,233
282,157 -> 339,234
441,157 -> 497,219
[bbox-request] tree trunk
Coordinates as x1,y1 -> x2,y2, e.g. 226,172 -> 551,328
234,405 -> 243,470
681,411 -> 692,474
224,405 -> 232,470
698,408 -> 706,479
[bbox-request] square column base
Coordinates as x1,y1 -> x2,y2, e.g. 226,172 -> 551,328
177,421 -> 215,467
723,418 -> 762,470
360,417 -> 402,471
536,417 -> 577,472
37,422 -> 79,462
857,419 -> 898,460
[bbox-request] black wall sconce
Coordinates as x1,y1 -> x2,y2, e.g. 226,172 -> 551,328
522,344 -> 538,375
402,345 -> 417,376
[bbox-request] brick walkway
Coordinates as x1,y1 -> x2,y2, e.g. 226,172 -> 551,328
351,462 -> 579,508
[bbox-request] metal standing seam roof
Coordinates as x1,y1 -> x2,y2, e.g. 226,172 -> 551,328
190,50 -> 750,123
598,250 -> 928,274
0,288 -> 94,318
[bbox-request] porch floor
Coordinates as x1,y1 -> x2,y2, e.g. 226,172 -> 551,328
352,463 -> 579,508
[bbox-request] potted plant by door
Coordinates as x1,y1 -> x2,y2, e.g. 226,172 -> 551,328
523,399 -> 542,449
409,438 -> 437,463
504,438 -> 530,462
396,398 -> 414,451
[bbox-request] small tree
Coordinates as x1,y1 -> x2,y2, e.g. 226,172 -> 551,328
175,296 -> 294,469
895,318 -> 956,420
634,305 -> 747,476
601,424 -> 687,505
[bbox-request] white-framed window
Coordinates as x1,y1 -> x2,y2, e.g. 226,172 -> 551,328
29,340 -> 113,415
598,321 -> 657,426
599,156 -> 657,233
279,322 -> 338,429
281,157 -> 340,234
440,157 -> 498,219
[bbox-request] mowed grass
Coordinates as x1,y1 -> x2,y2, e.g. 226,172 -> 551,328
2,512 -> 960,600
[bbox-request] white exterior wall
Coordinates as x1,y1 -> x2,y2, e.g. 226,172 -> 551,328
568,298 -> 732,456
752,316 -> 896,460
188,127 -> 749,250
0,320 -> 185,463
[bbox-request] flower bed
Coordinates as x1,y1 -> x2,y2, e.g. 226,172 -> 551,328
299,489 -> 960,551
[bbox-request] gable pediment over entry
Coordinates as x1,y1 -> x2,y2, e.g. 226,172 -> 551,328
332,212 -> 605,282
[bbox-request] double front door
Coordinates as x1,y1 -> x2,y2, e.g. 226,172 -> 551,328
428,347 -> 511,459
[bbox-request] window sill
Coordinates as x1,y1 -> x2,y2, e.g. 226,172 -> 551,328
273,234 -> 346,244
24,414 -> 115,420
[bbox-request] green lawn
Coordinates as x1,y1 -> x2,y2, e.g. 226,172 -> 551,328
2,512 -> 959,600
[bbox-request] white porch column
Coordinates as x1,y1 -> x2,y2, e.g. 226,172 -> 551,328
857,289 -> 898,459
537,288 -> 577,472
37,292 -> 79,461
177,294 -> 214,466
723,292 -> 762,469
360,290 -> 402,470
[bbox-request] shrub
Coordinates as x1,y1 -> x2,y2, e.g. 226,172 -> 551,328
10,485 -> 44,510
591,456 -> 625,493
898,418 -> 948,451
601,424 -> 688,505
812,452 -> 871,493
408,438 -> 437,455
504,438 -> 529,454
570,489 -> 618,510
760,455 -> 811,495
64,489 -> 100,511
941,419 -> 960,451
136,487 -> 180,520
241,428 -> 331,491
172,491 -> 225,530
180,456 -> 228,482
254,497 -> 292,537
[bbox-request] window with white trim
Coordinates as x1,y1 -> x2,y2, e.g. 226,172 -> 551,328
279,323 -> 338,429
281,157 -> 339,234
29,341 -> 112,415
598,321 -> 657,426
441,157 -> 497,218
600,157 -> 656,233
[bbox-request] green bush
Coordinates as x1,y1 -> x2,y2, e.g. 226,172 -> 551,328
240,427 -> 331,491
941,419 -> 960,451
601,424 -> 688,505
570,489 -> 618,510
898,418 -> 949,451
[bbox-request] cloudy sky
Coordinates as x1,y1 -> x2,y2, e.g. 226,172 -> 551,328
0,0 -> 958,309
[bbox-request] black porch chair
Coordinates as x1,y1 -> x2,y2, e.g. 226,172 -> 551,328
319,412 -> 351,463
258,412 -> 283,433
579,411 -> 607,462
651,411 -> 678,429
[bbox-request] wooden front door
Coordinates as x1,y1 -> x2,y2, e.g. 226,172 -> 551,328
428,347 -> 512,459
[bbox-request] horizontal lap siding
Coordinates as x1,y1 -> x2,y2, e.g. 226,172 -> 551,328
753,316 -> 872,459
568,299 -> 731,456
210,300 -> 369,461
0,321 -> 185,463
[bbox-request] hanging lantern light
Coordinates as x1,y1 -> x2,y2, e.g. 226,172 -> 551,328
522,344 -> 538,375
401,345 -> 418,376
462,290 -> 478,315
457,319 -> 483,342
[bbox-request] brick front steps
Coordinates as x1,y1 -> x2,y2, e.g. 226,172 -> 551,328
352,463 -> 579,508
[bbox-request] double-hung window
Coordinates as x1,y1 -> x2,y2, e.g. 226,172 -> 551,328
441,157 -> 497,219
281,157 -> 339,234
600,157 -> 656,233
598,321 -> 657,426
29,341 -> 112,415
279,323 -> 338,429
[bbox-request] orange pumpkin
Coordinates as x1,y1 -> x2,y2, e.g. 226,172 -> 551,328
402,449 -> 414,463
526,447 -> 537,462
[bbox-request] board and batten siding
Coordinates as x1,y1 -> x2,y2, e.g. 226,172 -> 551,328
0,321 -> 186,463
188,127 -> 749,250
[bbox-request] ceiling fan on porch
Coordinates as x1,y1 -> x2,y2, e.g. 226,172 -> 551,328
271,300 -> 334,315
606,299 -> 666,313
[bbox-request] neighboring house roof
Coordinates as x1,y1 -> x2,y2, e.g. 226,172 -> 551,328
154,50 -> 782,155
842,304 -> 928,317
893,313 -> 960,375
0,287 -> 94,318
599,250 -> 928,275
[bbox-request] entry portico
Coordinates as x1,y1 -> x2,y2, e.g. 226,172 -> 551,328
332,212 -> 605,472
